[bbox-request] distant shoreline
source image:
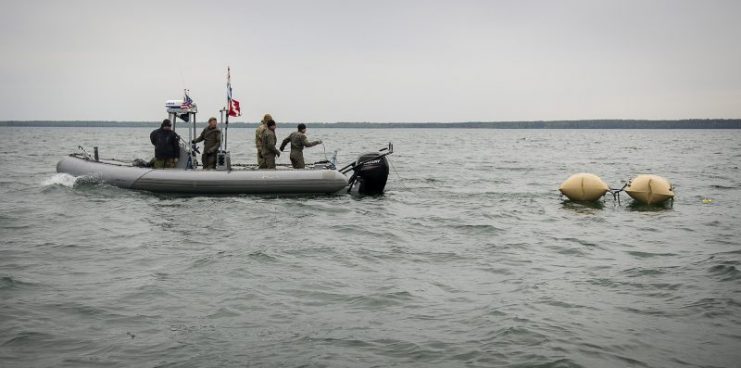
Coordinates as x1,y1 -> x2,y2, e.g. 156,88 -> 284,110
1,119 -> 740,129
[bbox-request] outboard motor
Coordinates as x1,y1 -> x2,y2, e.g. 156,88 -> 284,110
340,143 -> 394,195
348,152 -> 390,195
216,150 -> 231,171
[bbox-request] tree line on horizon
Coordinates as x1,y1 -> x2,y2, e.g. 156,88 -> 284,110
0,119 -> 739,129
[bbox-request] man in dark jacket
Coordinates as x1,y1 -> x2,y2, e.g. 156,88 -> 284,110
260,120 -> 280,169
150,119 -> 180,169
192,117 -> 222,169
280,123 -> 322,169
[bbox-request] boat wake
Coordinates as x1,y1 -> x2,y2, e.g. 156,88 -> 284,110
43,173 -> 102,189
43,173 -> 77,188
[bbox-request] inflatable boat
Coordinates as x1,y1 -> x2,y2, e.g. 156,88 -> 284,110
58,155 -> 338,194
57,144 -> 392,195
56,97 -> 393,195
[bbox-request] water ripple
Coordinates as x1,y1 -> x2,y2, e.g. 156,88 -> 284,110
2,128 -> 741,367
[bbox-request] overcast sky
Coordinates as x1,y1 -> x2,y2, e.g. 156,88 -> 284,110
1,0 -> 739,122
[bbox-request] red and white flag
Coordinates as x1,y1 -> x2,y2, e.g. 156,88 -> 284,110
228,98 -> 241,117
227,66 -> 241,117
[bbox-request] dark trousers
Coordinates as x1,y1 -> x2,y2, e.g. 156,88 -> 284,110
202,152 -> 217,170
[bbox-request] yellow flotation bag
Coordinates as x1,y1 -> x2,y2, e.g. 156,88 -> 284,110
625,174 -> 674,205
559,173 -> 610,202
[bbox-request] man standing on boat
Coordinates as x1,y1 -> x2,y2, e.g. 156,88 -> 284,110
192,117 -> 222,170
280,123 -> 322,169
255,114 -> 272,167
149,119 -> 180,169
261,120 -> 281,169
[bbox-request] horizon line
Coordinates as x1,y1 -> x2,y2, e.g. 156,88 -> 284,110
2,118 -> 741,124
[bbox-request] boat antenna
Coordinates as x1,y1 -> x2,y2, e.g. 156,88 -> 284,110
179,67 -> 187,92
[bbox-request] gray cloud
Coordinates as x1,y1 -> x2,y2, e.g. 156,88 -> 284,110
1,0 -> 740,121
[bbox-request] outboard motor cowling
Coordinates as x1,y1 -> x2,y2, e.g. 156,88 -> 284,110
216,150 -> 231,171
349,152 -> 390,195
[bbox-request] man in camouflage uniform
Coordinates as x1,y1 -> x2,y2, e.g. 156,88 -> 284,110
261,120 -> 281,169
254,114 -> 272,168
279,123 -> 322,169
192,117 -> 222,170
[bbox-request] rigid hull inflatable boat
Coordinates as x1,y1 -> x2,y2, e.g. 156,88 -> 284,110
56,155 -> 353,194
56,97 -> 393,195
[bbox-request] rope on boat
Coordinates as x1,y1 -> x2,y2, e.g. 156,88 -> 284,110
317,143 -> 338,169
321,143 -> 329,162
77,146 -> 94,160
387,157 -> 410,192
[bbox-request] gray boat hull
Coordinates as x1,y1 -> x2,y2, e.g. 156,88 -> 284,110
56,156 -> 349,194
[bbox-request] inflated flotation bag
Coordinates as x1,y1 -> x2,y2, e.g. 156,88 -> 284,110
625,174 -> 674,205
559,173 -> 610,202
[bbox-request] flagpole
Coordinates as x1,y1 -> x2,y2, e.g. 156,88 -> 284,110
225,67 -> 230,151
224,109 -> 229,152
219,107 -> 226,149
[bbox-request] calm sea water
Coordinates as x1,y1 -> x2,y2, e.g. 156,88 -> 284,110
1,127 -> 740,368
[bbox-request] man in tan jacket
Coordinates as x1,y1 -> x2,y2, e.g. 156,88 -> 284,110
280,123 -> 322,169
254,114 -> 272,167
261,120 -> 281,169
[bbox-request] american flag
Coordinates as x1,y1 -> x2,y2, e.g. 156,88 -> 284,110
227,67 -> 241,117
181,90 -> 193,109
